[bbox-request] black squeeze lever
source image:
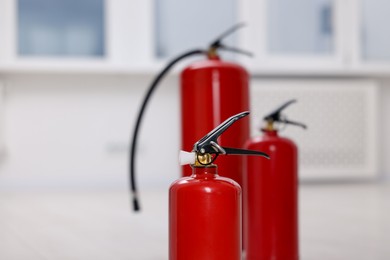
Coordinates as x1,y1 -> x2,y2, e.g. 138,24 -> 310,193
264,99 -> 307,129
194,111 -> 270,159
209,23 -> 253,57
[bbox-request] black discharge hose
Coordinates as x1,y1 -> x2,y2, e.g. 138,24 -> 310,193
130,49 -> 205,211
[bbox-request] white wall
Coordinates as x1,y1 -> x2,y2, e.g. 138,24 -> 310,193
0,74 -> 389,192
0,74 -> 181,190
379,79 -> 390,180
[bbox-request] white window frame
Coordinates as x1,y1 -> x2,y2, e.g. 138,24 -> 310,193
0,0 -> 155,72
347,0 -> 390,73
1,0 -> 390,74
238,0 -> 348,73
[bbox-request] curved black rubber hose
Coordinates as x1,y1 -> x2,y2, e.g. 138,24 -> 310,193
130,49 -> 205,211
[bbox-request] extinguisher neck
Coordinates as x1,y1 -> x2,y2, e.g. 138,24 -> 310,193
261,120 -> 279,134
262,120 -> 275,132
207,46 -> 220,60
191,165 -> 218,179
261,129 -> 279,136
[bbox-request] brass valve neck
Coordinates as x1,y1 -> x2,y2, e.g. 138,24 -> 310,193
263,120 -> 275,131
194,153 -> 214,167
207,47 -> 219,59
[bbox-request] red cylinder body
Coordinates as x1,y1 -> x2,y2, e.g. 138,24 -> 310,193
244,130 -> 299,260
180,56 -> 250,186
169,165 -> 241,260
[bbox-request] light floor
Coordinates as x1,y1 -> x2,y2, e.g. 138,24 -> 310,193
0,183 -> 389,260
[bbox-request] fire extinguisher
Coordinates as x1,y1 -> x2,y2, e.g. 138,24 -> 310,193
172,111 -> 269,260
130,24 -> 252,211
181,33 -> 251,186
243,100 -> 306,260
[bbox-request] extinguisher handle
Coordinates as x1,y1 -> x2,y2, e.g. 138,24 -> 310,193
222,147 -> 270,159
263,99 -> 307,130
264,99 -> 297,122
209,23 -> 253,57
193,111 -> 270,161
209,23 -> 246,48
194,111 -> 249,153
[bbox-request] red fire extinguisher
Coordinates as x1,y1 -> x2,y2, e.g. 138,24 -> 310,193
130,24 -> 252,210
243,100 -> 306,260
181,42 -> 251,186
172,111 -> 269,260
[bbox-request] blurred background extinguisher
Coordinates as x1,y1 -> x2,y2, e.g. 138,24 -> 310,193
244,100 -> 306,260
180,31 -> 251,187
130,24 -> 252,210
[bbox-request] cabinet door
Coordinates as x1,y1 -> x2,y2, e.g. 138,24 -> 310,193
240,0 -> 346,71
18,0 -> 105,57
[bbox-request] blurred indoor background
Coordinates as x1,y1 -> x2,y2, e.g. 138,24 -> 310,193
0,0 -> 389,259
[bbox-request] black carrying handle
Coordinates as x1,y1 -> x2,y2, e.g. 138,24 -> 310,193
195,111 -> 249,153
194,111 -> 270,161
209,23 -> 253,57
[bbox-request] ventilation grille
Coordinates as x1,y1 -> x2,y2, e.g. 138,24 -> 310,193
250,79 -> 379,180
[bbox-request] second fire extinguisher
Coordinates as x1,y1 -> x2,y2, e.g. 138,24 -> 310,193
172,111 -> 269,260
243,100 -> 306,260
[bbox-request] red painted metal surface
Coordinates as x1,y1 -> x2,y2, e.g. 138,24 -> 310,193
169,165 -> 241,260
180,56 -> 250,186
244,130 -> 299,260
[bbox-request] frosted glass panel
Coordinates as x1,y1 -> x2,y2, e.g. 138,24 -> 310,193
18,0 -> 105,57
268,0 -> 333,54
155,0 -> 236,58
361,0 -> 390,61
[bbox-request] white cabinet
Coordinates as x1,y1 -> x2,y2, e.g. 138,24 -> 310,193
1,0 -> 390,74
